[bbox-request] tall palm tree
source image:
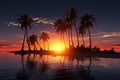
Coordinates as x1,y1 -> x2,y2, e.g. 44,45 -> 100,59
29,34 -> 39,51
80,13 -> 96,49
79,25 -> 85,47
64,18 -> 72,48
65,8 -> 78,47
54,19 -> 67,49
40,31 -> 50,50
17,14 -> 33,51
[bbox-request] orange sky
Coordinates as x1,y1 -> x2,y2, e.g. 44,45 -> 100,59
0,37 -> 120,52
0,0 -> 120,53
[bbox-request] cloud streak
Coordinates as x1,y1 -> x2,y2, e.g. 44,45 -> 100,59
100,32 -> 120,38
33,17 -> 55,25
92,32 -> 120,38
6,17 -> 55,27
6,21 -> 19,27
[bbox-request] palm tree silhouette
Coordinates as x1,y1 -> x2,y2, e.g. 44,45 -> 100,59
64,17 -> 72,48
80,13 -> 96,49
40,31 -> 50,50
17,14 -> 33,51
54,19 -> 67,49
65,8 -> 78,47
79,25 -> 85,47
29,34 -> 40,51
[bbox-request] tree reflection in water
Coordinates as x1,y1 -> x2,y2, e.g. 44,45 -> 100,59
15,53 -> 31,80
14,51 -> 96,80
53,55 -> 96,80
75,55 -> 95,80
26,53 -> 38,71
38,55 -> 49,74
77,57 -> 95,80
53,57 -> 75,80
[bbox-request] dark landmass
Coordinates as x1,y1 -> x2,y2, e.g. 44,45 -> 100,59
10,47 -> 120,58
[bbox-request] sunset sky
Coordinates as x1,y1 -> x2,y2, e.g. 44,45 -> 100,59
0,0 -> 120,51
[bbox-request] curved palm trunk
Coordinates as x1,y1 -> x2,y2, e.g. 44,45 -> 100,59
61,33 -> 66,50
22,27 -> 31,51
70,27 -> 74,47
63,33 -> 66,49
68,29 -> 71,48
74,19 -> 79,47
21,29 -> 26,50
27,37 -> 31,51
82,34 -> 85,47
26,28 -> 31,51
88,28 -> 92,50
76,29 -> 79,47
75,24 -> 79,48
60,34 -> 62,50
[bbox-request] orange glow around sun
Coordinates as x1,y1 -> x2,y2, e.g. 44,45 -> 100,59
50,40 -> 65,52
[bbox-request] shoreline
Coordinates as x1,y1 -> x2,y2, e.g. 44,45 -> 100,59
10,50 -> 120,59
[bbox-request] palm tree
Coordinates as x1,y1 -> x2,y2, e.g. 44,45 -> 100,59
54,19 -> 67,49
80,13 -> 96,49
40,31 -> 50,50
79,24 -> 85,47
65,8 -> 78,47
29,34 -> 39,51
17,14 -> 33,51
64,18 -> 72,48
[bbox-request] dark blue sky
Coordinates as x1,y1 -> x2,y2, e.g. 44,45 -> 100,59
0,0 -> 120,30
0,0 -> 120,50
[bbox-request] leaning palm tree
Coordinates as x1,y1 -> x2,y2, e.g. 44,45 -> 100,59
80,13 -> 96,49
40,31 -> 50,50
79,25 -> 85,47
17,14 -> 33,51
29,34 -> 39,51
54,19 -> 67,49
64,17 -> 72,48
65,8 -> 78,47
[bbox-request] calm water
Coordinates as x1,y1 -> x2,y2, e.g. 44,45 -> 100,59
1,51 -> 120,80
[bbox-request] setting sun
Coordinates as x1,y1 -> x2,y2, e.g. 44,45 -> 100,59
54,46 -> 62,51
50,41 -> 65,52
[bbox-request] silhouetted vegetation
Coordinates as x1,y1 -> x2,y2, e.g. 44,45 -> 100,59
28,34 -> 40,51
10,9 -> 120,80
40,31 -> 50,50
13,8 -> 119,54
17,14 -> 33,51
80,13 -> 96,49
